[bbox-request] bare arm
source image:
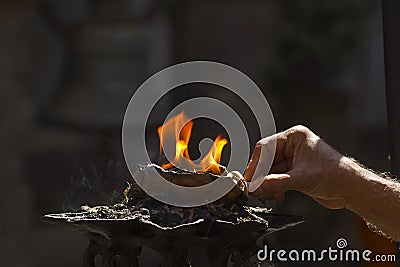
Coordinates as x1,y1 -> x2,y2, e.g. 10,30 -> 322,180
244,125 -> 400,241
343,160 -> 400,240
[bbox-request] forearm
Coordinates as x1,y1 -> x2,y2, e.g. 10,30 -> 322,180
341,158 -> 400,241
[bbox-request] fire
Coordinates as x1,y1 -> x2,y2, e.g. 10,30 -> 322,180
157,112 -> 228,175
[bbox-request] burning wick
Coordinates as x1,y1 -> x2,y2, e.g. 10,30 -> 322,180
157,112 -> 228,175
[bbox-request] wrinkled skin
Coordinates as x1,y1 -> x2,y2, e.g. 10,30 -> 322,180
244,125 -> 347,209
245,125 -> 400,240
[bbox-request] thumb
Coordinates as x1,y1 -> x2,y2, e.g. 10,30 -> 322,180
252,171 -> 299,199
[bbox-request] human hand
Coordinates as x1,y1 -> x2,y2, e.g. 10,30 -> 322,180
244,125 -> 355,209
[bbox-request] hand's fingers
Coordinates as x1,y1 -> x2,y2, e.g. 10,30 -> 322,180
252,172 -> 296,198
245,133 -> 282,182
284,134 -> 296,159
244,143 -> 261,182
313,197 -> 346,210
273,134 -> 288,163
274,192 -> 285,204
256,192 -> 285,203
245,132 -> 294,182
270,160 -> 290,174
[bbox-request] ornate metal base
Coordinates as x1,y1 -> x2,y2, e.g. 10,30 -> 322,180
44,206 -> 303,266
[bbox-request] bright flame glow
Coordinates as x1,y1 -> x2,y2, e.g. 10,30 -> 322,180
157,112 -> 228,175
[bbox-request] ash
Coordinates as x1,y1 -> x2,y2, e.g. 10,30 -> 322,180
73,181 -> 271,229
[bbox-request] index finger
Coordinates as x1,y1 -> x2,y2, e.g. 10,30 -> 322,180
244,132 -> 289,182
244,142 -> 261,182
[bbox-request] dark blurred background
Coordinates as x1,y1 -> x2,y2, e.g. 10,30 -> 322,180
0,0 -> 395,266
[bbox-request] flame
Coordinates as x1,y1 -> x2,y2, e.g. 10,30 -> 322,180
157,112 -> 228,175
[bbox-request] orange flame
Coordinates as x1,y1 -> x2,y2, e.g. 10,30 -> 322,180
157,112 -> 228,175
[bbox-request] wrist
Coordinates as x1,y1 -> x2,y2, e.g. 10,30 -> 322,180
336,157 -> 367,210
338,157 -> 384,212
